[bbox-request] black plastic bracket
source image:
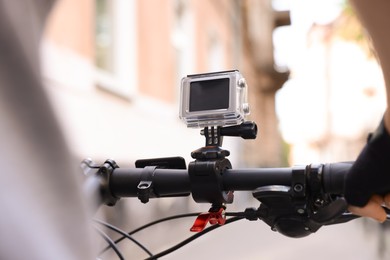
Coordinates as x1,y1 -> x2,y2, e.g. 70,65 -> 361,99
137,166 -> 157,204
98,159 -> 120,206
188,158 -> 233,204
135,156 -> 186,169
291,165 -> 307,215
291,166 -> 306,198
134,156 -> 189,203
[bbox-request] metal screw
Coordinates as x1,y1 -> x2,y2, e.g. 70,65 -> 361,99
242,103 -> 250,114
238,78 -> 246,88
314,198 -> 324,207
293,184 -> 304,193
297,208 -> 305,214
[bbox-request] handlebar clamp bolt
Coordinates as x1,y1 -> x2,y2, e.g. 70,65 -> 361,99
293,184 -> 304,193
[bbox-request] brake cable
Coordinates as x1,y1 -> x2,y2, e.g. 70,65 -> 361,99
94,211 -> 248,259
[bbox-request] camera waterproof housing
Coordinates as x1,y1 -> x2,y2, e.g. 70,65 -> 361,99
179,70 -> 250,128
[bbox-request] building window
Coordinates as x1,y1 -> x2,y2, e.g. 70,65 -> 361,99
95,0 -> 114,73
172,0 -> 194,93
207,32 -> 224,72
94,0 -> 137,98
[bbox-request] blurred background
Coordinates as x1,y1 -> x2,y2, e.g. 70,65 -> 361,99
41,0 -> 388,259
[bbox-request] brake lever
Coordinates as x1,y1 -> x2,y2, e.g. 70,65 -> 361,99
311,197 -> 348,225
323,204 -> 390,225
324,212 -> 360,225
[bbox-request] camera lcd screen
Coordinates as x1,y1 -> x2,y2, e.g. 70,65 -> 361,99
189,78 -> 230,112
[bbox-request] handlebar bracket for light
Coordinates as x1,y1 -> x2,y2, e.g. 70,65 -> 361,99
137,166 -> 157,204
134,156 -> 188,203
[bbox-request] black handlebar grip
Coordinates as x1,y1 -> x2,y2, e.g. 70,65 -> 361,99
322,162 -> 353,194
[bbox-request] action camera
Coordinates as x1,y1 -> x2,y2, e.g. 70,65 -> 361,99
179,70 -> 250,128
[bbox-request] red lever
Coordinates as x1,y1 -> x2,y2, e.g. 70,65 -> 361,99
190,207 -> 226,232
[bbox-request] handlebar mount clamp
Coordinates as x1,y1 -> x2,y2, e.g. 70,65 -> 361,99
188,125 -> 247,205
189,157 -> 233,204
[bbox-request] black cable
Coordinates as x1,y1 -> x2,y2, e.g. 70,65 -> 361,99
114,212 -> 246,247
94,219 -> 153,257
126,211 -> 245,237
128,212 -> 201,236
144,216 -> 244,260
97,211 -> 247,258
99,212 -> 201,255
226,211 -> 247,217
94,226 -> 125,260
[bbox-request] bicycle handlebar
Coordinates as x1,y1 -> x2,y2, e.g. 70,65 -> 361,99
322,162 -> 352,194
84,158 -> 357,239
109,162 -> 351,199
111,168 -> 190,198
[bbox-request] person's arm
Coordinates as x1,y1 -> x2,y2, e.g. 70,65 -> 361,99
345,0 -> 390,222
345,116 -> 390,222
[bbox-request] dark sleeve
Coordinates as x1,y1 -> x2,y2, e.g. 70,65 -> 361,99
344,118 -> 390,206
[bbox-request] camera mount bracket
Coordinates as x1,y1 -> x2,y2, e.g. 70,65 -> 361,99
191,121 -> 258,160
188,121 -> 257,231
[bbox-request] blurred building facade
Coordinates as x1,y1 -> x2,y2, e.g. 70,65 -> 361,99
277,10 -> 386,165
41,1 -> 288,258
42,0 -> 289,168
275,6 -> 389,259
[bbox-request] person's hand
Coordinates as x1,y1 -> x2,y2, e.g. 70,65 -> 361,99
348,194 -> 390,223
344,116 -> 390,220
